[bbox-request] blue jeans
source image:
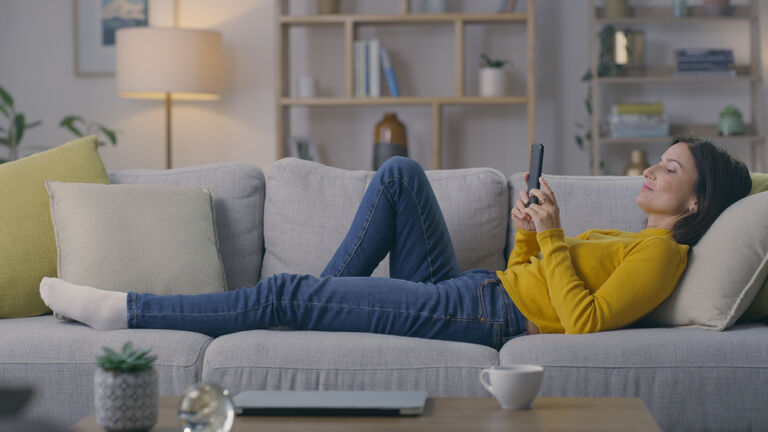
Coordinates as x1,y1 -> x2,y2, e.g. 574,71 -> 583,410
127,157 -> 527,349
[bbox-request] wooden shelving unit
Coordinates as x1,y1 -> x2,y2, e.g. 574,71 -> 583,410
275,0 -> 536,169
588,0 -> 765,175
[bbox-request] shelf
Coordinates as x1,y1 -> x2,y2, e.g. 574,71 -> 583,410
280,13 -> 528,25
599,124 -> 763,145
595,5 -> 752,24
281,96 -> 528,106
595,66 -> 756,84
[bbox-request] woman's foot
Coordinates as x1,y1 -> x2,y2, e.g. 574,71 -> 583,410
39,277 -> 128,330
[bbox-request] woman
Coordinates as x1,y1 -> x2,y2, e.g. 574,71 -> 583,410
40,137 -> 752,348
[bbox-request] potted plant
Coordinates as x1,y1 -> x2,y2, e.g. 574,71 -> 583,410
95,342 -> 158,432
718,105 -> 745,136
0,86 -> 42,163
59,115 -> 119,147
479,54 -> 509,97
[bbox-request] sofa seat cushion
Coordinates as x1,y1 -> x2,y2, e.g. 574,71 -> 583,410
262,158 -> 508,278
109,162 -> 265,290
0,316 -> 212,425
202,330 -> 499,397
499,324 -> 768,431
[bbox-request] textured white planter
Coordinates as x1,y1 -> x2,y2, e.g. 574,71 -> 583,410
95,368 -> 158,432
479,67 -> 506,97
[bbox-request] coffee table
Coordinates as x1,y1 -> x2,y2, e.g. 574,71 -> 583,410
74,396 -> 661,431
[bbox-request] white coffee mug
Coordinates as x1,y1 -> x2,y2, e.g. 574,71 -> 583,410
479,365 -> 543,410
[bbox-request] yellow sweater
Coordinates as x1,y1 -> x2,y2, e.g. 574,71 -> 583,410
497,227 -> 689,334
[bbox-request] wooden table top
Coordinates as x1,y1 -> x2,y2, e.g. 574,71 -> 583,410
74,396 -> 661,432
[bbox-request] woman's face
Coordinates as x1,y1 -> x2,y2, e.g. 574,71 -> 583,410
636,142 -> 699,221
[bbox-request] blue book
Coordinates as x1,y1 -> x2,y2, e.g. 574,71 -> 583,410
364,41 -> 370,96
380,48 -> 400,97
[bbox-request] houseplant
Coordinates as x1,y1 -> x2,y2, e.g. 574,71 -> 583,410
479,54 -> 509,97
718,105 -> 745,135
0,85 -> 42,163
60,115 -> 119,148
95,342 -> 158,432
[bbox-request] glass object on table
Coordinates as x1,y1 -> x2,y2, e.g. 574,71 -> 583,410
178,383 -> 235,432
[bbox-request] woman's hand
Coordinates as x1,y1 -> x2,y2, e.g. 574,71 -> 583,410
523,177 -> 562,233
511,173 -> 537,232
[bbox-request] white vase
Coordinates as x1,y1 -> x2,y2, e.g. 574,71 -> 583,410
479,67 -> 507,97
95,368 -> 158,432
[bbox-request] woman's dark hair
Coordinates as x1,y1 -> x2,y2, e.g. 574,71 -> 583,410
668,135 -> 751,246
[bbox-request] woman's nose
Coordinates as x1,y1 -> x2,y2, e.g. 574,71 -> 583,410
643,165 -> 655,179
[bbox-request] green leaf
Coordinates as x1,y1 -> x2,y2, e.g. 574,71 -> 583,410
581,69 -> 593,82
0,86 -> 14,108
14,113 -> 25,145
26,120 -> 41,129
0,137 -> 8,145
575,135 -> 584,149
99,126 -> 118,146
60,116 -> 84,137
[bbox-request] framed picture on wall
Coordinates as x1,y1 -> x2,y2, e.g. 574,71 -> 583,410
74,0 -> 175,76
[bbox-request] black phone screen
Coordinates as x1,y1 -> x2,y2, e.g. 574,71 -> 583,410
526,143 -> 544,207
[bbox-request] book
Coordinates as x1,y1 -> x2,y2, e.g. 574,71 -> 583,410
354,41 -> 366,97
380,48 -> 400,97
368,39 -> 381,98
612,103 -> 664,116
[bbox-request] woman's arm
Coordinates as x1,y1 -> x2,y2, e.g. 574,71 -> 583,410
506,227 -> 541,267
537,229 -> 686,333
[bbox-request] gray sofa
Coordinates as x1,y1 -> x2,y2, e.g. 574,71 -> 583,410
1,158 -> 766,431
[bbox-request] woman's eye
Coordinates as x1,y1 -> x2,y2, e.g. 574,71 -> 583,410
666,169 -> 675,173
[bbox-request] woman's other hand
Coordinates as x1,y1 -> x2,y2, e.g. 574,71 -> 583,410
524,177 -> 562,233
511,173 -> 537,232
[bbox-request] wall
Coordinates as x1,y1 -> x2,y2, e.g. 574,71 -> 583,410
0,0 -> 765,175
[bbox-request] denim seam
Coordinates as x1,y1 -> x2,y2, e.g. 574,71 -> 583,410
137,302 -> 274,317
334,180 -> 387,277
387,175 -> 436,282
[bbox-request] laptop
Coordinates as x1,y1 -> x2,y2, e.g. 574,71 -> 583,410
233,390 -> 428,416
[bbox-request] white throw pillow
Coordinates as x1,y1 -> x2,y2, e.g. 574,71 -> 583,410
46,182 -> 227,295
640,191 -> 768,330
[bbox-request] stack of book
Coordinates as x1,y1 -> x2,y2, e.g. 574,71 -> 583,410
675,49 -> 735,77
354,39 -> 400,98
607,103 -> 669,139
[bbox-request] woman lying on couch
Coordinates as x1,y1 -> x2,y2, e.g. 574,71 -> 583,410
40,137 -> 751,348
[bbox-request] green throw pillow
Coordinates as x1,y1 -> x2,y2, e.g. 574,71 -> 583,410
0,136 -> 109,318
740,172 -> 768,322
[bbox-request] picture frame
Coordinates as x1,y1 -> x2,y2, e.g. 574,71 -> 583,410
74,0 -> 176,76
289,137 -> 322,163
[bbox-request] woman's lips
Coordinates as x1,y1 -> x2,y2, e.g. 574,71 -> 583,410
642,183 -> 653,191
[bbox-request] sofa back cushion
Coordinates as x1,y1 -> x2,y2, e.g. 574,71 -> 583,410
261,158 -> 508,278
109,163 -> 265,290
507,173 -> 646,254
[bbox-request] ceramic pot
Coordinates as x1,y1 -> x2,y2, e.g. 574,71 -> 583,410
624,149 -> 650,176
95,368 -> 158,432
373,113 -> 408,170
719,113 -> 745,136
479,67 -> 507,97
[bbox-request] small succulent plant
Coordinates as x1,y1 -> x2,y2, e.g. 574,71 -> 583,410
720,105 -> 742,117
480,54 -> 509,68
97,342 -> 156,373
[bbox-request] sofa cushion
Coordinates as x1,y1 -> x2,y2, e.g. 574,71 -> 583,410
0,316 -> 211,425
642,191 -> 768,330
46,182 -> 227,295
202,330 -> 498,397
0,136 -> 109,318
507,174 -> 646,255
741,175 -> 768,322
262,158 -> 508,278
499,324 -> 768,432
109,163 -> 265,290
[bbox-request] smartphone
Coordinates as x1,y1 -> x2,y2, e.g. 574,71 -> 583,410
526,143 -> 544,207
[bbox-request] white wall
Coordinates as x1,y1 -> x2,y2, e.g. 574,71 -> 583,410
0,0 -> 765,175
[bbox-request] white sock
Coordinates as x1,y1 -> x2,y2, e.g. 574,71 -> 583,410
39,277 -> 128,331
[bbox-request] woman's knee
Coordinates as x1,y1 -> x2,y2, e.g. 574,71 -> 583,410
379,156 -> 425,179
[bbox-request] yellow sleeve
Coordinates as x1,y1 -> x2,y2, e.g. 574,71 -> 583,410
536,228 -> 685,334
506,226 -> 541,267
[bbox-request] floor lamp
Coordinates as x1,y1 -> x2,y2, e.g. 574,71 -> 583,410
116,28 -> 222,169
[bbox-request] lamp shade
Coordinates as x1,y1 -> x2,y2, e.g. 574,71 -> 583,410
116,28 -> 222,100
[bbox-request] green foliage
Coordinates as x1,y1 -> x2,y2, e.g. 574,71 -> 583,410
60,115 -> 118,147
97,342 -> 156,373
480,54 -> 509,68
720,105 -> 742,117
0,85 -> 42,163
